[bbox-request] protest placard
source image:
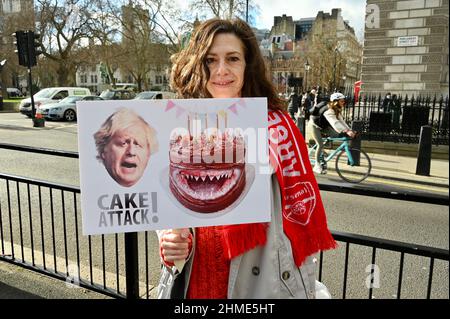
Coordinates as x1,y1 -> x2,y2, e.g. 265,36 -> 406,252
77,98 -> 271,235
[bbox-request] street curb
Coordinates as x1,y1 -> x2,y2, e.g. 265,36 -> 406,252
368,173 -> 449,189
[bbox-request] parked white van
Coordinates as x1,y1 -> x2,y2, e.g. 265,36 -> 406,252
19,87 -> 91,117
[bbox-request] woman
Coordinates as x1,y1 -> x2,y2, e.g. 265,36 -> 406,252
308,92 -> 356,174
157,18 -> 336,299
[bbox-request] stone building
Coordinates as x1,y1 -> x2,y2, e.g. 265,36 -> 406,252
296,18 -> 315,40
308,9 -> 362,92
266,10 -> 362,95
362,0 -> 449,96
270,14 -> 296,39
266,15 -> 306,95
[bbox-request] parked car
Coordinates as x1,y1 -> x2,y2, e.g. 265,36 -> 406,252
134,91 -> 176,100
100,89 -> 135,100
7,88 -> 23,98
38,95 -> 103,121
19,87 -> 91,117
114,83 -> 138,92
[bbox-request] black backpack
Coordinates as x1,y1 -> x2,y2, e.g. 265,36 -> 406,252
310,101 -> 330,129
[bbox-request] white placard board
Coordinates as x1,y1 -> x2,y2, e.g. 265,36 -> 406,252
397,36 -> 418,47
77,98 -> 271,235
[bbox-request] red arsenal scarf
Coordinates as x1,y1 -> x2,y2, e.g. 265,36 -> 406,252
221,110 -> 337,267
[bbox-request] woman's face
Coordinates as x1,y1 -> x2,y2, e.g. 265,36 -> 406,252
338,99 -> 346,108
205,33 -> 246,99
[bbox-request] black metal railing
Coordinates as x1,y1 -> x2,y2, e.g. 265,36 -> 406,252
0,173 -> 125,298
318,231 -> 449,299
0,144 -> 448,299
341,94 -> 449,146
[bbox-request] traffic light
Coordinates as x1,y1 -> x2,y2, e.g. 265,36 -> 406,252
27,31 -> 42,67
13,31 -> 29,67
12,30 -> 42,67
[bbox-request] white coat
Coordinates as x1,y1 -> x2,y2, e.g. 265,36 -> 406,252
157,174 -> 320,299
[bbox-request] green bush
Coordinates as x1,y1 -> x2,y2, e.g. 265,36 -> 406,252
0,101 -> 20,111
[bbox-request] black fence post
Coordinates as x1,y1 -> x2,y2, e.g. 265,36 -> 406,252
125,232 -> 139,299
351,120 -> 363,165
297,116 -> 306,139
416,125 -> 432,176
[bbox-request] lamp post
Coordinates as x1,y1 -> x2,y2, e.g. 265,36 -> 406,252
0,59 -> 7,104
246,0 -> 249,22
356,63 -> 360,82
304,60 -> 310,93
299,60 -> 311,138
341,75 -> 346,93
332,48 -> 338,92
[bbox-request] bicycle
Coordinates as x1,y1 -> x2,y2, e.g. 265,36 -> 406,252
308,136 -> 372,183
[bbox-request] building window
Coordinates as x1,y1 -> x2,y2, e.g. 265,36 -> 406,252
91,75 -> 98,83
2,0 -> 21,13
80,74 -> 87,84
155,75 -> 162,84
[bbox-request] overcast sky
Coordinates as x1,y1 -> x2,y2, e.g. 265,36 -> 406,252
254,0 -> 366,40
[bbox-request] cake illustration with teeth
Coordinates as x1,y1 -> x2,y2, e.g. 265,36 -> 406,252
169,113 -> 246,213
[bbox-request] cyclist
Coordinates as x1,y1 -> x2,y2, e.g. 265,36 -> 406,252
308,92 -> 356,174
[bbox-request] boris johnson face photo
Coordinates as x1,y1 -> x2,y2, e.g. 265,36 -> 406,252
101,124 -> 152,187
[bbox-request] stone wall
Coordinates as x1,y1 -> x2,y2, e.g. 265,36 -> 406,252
362,0 -> 449,97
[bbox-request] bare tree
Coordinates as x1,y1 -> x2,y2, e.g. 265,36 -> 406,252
102,0 -> 180,91
0,7 -> 35,95
86,0 -> 124,87
189,0 -> 259,23
149,1 -> 192,54
36,0 -> 94,86
306,37 -> 346,93
33,57 -> 60,89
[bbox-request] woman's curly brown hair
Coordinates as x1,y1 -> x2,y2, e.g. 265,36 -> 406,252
170,18 -> 284,111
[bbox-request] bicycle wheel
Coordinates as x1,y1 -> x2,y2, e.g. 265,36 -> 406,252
335,148 -> 372,183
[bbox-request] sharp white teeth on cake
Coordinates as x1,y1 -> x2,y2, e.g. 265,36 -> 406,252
169,123 -> 246,213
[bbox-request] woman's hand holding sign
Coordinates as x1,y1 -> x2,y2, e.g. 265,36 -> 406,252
159,228 -> 192,271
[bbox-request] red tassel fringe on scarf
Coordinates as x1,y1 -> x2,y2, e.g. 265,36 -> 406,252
221,110 -> 337,267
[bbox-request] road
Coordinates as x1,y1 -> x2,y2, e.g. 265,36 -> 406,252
0,113 -> 448,299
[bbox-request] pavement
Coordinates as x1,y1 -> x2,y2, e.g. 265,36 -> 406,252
0,260 -> 111,299
0,114 -> 448,299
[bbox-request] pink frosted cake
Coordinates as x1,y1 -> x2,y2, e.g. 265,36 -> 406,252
169,129 -> 246,213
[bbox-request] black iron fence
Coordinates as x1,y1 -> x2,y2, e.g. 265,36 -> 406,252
341,94 -> 449,146
0,144 -> 448,299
